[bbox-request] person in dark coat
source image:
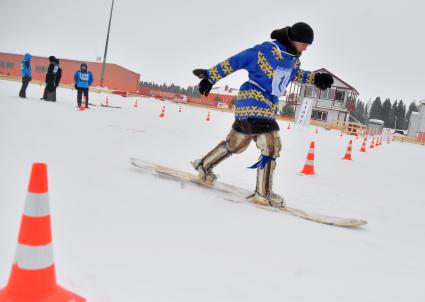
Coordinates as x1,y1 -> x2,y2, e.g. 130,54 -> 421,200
19,53 -> 32,98
73,63 -> 94,108
41,56 -> 61,102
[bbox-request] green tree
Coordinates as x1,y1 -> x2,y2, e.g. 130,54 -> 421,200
395,100 -> 406,129
382,98 -> 392,127
389,100 -> 398,129
368,97 -> 383,121
352,100 -> 365,123
281,103 -> 295,116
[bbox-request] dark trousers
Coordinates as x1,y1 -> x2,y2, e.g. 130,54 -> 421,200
19,77 -> 30,98
77,88 -> 89,107
42,87 -> 57,102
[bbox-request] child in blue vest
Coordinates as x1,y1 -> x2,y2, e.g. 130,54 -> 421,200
19,53 -> 32,98
73,63 -> 94,108
192,22 -> 333,207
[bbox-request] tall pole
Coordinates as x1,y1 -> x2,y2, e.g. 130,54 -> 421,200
100,0 -> 115,87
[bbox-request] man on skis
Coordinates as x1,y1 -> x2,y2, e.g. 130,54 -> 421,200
192,22 -> 333,207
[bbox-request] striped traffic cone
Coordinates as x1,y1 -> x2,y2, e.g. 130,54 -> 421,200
360,137 -> 367,152
104,96 -> 109,106
342,139 -> 353,160
79,96 -> 86,111
315,128 -> 318,134
159,106 -> 165,118
369,137 -> 375,149
287,122 -> 291,130
299,141 -> 315,175
134,100 -> 138,108
0,163 -> 86,302
206,112 -> 211,122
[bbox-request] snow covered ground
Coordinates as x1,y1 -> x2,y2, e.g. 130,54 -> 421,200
0,79 -> 424,302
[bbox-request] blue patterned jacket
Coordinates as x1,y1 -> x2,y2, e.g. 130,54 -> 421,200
206,40 -> 315,120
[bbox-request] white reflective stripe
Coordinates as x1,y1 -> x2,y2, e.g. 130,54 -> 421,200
269,41 -> 280,51
14,243 -> 54,270
24,193 -> 50,217
305,160 -> 314,165
248,80 -> 266,92
309,148 -> 315,153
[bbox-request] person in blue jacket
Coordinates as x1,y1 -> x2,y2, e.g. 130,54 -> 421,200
73,63 -> 94,108
192,22 -> 334,207
19,53 -> 32,98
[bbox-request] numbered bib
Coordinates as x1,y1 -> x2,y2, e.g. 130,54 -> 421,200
79,73 -> 89,82
272,66 -> 292,97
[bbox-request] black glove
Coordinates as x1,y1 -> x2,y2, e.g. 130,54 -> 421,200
193,69 -> 208,79
193,69 -> 212,96
314,73 -> 333,90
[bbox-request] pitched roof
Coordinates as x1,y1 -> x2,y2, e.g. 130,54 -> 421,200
314,68 -> 359,95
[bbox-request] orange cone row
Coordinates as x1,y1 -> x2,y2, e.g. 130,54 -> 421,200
0,163 -> 85,302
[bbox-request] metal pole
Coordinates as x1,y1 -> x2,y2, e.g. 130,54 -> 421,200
100,0 -> 115,87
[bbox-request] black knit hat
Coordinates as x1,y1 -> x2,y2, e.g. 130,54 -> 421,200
48,56 -> 56,62
289,22 -> 314,44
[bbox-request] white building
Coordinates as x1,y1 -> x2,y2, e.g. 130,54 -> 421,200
285,68 -> 359,124
407,100 -> 425,138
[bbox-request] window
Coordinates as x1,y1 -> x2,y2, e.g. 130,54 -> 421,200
311,110 -> 328,121
335,90 -> 345,101
0,61 -> 14,69
320,88 -> 335,100
36,66 -> 48,73
304,86 -> 318,98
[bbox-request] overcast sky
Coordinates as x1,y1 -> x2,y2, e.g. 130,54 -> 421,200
1,0 -> 424,103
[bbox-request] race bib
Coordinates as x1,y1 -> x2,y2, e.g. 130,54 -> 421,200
272,66 -> 292,97
79,73 -> 89,82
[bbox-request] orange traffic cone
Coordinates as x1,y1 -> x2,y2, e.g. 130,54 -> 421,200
375,136 -> 380,147
315,128 -> 318,134
360,137 -> 367,152
299,141 -> 315,175
104,96 -> 109,106
342,139 -> 353,160
159,106 -> 165,118
287,122 -> 291,130
369,137 -> 375,149
0,163 -> 86,302
206,112 -> 211,122
79,96 -> 86,111
134,100 -> 138,108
